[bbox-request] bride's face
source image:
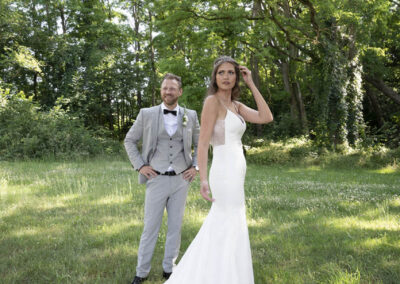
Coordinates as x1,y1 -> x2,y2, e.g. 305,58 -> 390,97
215,62 -> 236,91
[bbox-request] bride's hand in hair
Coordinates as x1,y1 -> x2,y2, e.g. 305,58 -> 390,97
239,66 -> 254,87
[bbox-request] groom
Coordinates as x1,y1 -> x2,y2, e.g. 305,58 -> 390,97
124,73 -> 200,284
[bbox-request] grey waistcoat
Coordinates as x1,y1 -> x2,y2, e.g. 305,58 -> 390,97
150,114 -> 189,174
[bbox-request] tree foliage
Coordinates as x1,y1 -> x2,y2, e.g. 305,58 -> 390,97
1,0 -> 399,152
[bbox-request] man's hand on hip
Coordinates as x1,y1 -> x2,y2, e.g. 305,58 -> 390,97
139,166 -> 158,179
182,167 -> 197,182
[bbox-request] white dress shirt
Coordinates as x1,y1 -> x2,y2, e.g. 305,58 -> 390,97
161,103 -> 179,137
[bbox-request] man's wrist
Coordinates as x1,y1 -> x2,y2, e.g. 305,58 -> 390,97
138,165 -> 147,172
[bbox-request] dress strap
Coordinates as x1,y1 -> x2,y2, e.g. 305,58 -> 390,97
233,101 -> 245,123
216,97 -> 244,123
232,101 -> 239,113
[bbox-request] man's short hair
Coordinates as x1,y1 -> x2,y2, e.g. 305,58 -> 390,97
162,73 -> 182,89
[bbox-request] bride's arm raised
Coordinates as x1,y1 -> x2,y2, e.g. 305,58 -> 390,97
197,95 -> 219,202
236,65 -> 273,124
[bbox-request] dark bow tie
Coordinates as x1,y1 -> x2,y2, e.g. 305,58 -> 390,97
163,109 -> 177,116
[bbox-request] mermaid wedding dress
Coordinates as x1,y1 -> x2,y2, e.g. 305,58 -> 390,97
165,107 -> 254,284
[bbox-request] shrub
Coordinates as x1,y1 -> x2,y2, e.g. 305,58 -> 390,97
244,136 -> 399,169
0,87 -> 122,160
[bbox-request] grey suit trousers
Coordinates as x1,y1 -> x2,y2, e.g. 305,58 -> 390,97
136,174 -> 190,277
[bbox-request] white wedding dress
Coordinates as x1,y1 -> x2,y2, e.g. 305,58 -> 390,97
165,108 -> 254,284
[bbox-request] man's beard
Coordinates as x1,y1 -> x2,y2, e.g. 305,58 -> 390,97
164,96 -> 178,106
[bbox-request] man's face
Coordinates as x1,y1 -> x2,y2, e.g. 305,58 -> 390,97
161,79 -> 182,107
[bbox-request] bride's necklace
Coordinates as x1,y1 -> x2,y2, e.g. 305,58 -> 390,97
217,96 -> 233,109
219,99 -> 236,113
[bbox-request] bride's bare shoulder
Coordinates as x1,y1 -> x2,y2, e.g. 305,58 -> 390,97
204,94 -> 218,104
203,95 -> 220,111
201,95 -> 222,123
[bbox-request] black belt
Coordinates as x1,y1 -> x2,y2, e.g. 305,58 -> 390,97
154,170 -> 177,176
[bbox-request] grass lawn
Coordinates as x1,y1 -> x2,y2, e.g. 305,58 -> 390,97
1,158 -> 399,283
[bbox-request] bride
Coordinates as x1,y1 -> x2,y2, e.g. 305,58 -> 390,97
165,56 -> 273,284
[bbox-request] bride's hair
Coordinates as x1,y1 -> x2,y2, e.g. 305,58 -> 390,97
207,56 -> 241,101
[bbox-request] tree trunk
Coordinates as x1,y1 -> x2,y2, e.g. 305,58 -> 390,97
365,84 -> 384,128
45,2 -> 52,34
264,72 -> 272,103
281,62 -> 292,96
121,98 -> 125,137
364,75 -> 400,106
250,53 -> 263,136
116,99 -> 121,138
58,5 -> 67,34
281,61 -> 297,119
281,1 -> 297,122
282,0 -> 307,133
148,10 -> 157,106
33,72 -> 38,98
132,2 -> 142,107
292,82 -> 308,132
106,93 -> 114,131
345,26 -> 365,145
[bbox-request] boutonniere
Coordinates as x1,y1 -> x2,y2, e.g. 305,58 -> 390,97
182,106 -> 188,127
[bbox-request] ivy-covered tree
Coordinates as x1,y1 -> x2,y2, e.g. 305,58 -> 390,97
1,0 -> 399,147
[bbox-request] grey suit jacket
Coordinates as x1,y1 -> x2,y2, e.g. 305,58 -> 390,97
124,105 -> 200,184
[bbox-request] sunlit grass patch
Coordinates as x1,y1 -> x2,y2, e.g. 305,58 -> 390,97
1,160 -> 399,283
245,164 -> 400,283
328,215 -> 400,232
88,220 -> 141,238
372,163 -> 399,174
287,165 -> 322,172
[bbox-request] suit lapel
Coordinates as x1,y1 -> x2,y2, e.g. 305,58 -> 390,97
150,105 -> 162,151
180,106 -> 188,154
178,106 -> 184,128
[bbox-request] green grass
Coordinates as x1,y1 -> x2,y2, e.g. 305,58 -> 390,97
1,158 -> 399,283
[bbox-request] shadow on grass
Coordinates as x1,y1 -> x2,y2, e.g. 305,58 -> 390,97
1,160 -> 399,283
249,211 -> 400,283
245,164 -> 400,283
0,161 -> 208,284
1,198 -> 146,283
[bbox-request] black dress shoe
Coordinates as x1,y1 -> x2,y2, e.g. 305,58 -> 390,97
131,276 -> 147,284
163,271 -> 172,279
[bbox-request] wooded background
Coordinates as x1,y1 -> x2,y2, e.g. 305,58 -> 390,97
1,0 -> 399,152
